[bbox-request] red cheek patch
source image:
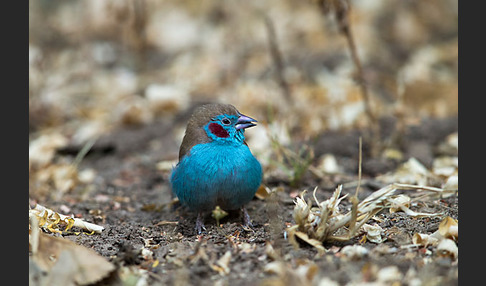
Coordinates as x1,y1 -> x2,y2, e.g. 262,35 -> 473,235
209,123 -> 229,138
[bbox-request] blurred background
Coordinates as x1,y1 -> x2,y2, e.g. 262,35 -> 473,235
29,0 -> 458,199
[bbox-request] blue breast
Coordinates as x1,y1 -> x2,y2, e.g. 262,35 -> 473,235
170,142 -> 262,212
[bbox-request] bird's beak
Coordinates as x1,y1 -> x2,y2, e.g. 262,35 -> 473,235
235,114 -> 257,130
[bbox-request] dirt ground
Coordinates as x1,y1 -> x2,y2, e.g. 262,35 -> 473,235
32,114 -> 458,286
29,1 -> 458,285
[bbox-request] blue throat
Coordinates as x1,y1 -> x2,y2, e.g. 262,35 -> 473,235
170,141 -> 262,212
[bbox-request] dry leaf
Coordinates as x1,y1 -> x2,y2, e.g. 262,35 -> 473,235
29,133 -> 69,169
145,84 -> 190,115
295,260 -> 319,282
292,231 -> 326,255
436,238 -> 458,260
78,168 -> 97,184
376,266 -> 403,283
442,174 -> 458,191
412,233 -> 440,247
51,164 -> 78,194
316,278 -> 340,286
30,203 -> 104,234
264,261 -> 286,276
212,251 -> 232,275
362,223 -> 385,243
290,183 -> 442,247
255,185 -> 271,200
438,216 -> 458,241
377,157 -> 431,185
393,204 -> 442,218
341,245 -> 368,260
263,259 -> 319,285
389,194 -> 411,214
432,156 -> 458,177
316,154 -> 342,174
238,242 -> 256,254
30,232 -> 115,285
156,159 -> 178,172
114,95 -> 154,126
382,148 -> 404,161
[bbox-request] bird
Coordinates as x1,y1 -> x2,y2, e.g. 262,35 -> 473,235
170,103 -> 263,234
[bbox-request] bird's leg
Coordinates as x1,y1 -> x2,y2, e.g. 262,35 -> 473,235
195,212 -> 206,235
241,206 -> 254,229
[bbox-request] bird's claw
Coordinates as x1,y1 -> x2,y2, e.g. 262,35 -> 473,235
241,207 -> 254,231
196,212 -> 206,235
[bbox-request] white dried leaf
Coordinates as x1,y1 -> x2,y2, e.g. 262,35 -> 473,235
376,266 -> 403,282
238,243 -> 256,254
29,134 -> 69,168
295,261 -> 319,283
145,84 -> 190,114
146,9 -> 200,52
317,277 -> 340,286
446,132 -> 458,151
432,156 -> 458,177
78,168 -> 97,184
436,238 -> 458,260
293,231 -> 326,255
363,223 -> 385,243
316,154 -> 342,174
389,194 -> 411,214
341,245 -> 368,260
377,157 -> 431,185
403,267 -> 421,286
263,261 -> 286,275
118,265 -> 149,286
140,248 -> 154,260
393,204 -> 441,218
30,203 -> 104,234
412,233 -> 439,247
318,185 -> 346,217
438,132 -> 458,155
442,174 -> 458,191
293,192 -> 311,227
45,164 -> 79,194
114,96 -> 154,126
213,251 -> 232,275
383,148 -> 404,161
438,216 -> 458,241
71,121 -> 107,145
156,160 -> 178,172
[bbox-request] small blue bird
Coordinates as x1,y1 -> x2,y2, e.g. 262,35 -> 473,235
170,103 -> 263,234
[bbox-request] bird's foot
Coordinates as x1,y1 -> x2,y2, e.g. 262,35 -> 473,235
241,207 -> 254,231
195,212 -> 206,235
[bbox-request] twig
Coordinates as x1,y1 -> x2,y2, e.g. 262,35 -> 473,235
349,136 -> 363,237
71,137 -> 97,168
154,221 -> 179,226
317,0 -> 381,156
355,136 -> 362,197
264,15 -> 292,104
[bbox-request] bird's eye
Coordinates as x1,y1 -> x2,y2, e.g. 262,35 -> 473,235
221,118 -> 231,125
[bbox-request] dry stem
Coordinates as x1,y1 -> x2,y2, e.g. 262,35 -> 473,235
316,0 -> 382,156
264,15 -> 292,104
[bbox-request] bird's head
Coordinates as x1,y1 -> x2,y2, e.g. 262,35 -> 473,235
178,103 -> 258,160
204,112 -> 257,143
